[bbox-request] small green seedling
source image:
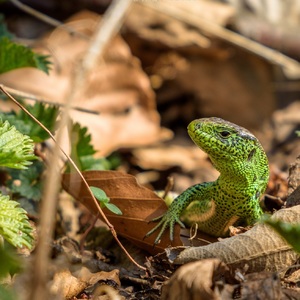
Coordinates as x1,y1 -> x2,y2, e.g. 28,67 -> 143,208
263,215 -> 300,253
90,186 -> 122,215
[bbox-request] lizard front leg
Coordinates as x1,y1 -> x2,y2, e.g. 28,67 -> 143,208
145,182 -> 214,244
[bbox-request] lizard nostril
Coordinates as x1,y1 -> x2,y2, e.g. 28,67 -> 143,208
189,120 -> 202,131
188,121 -> 197,132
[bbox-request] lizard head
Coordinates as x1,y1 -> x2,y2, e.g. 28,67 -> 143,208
187,117 -> 264,169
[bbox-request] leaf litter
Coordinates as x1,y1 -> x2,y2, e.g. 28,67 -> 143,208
1,2 -> 300,299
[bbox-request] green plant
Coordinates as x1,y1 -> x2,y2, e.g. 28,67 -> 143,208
90,186 -> 122,215
0,15 -> 52,294
67,122 -> 120,172
0,120 -> 35,249
0,103 -> 59,202
0,15 -> 51,75
263,215 -> 300,253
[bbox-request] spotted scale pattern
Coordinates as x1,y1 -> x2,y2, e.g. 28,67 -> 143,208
146,117 -> 269,244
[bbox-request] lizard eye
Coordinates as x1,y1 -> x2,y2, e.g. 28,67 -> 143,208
219,131 -> 230,138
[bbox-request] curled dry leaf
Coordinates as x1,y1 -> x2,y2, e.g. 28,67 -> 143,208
50,267 -> 122,299
288,155 -> 300,196
287,155 -> 300,207
168,206 -> 300,273
161,258 -> 233,300
0,10 -> 171,156
50,269 -> 87,299
163,259 -> 287,300
93,285 -> 123,300
76,267 -> 121,287
62,170 -> 182,254
286,186 -> 300,208
240,272 -> 283,300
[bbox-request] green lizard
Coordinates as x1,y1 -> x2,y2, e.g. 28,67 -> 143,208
146,117 -> 269,244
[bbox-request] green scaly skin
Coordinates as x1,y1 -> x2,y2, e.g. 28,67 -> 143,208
146,117 -> 269,244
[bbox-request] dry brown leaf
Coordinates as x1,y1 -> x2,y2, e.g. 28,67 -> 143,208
62,170 -> 182,254
272,101 -> 300,144
0,10 -> 172,156
287,155 -> 300,208
162,259 -> 287,300
76,267 -> 120,287
286,186 -> 300,208
240,272 -> 283,300
161,258 -> 232,300
50,269 -> 87,299
167,206 -> 300,273
93,285 -> 123,300
126,1 -> 235,48
132,145 -> 210,172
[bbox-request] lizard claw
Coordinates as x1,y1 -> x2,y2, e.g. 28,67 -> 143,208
144,213 -> 185,245
146,214 -> 164,224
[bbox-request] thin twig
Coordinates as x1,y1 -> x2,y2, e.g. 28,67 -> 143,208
72,0 -> 132,94
2,84 -> 99,115
9,0 -> 89,40
162,176 -> 174,200
189,223 -> 198,241
79,212 -> 100,252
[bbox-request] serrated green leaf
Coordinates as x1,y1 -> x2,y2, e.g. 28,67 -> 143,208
7,160 -> 44,201
80,155 -> 112,171
17,103 -> 58,142
33,53 -> 52,74
0,243 -> 22,278
0,284 -> 16,300
0,194 -> 33,249
0,14 -> 14,39
0,103 -> 59,143
0,120 -> 36,169
90,186 -> 109,202
263,216 -> 300,253
0,114 -> 30,134
104,202 -> 122,215
0,37 -> 51,74
67,123 -> 112,172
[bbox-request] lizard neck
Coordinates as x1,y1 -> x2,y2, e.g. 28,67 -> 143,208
217,171 -> 254,195
211,154 -> 268,195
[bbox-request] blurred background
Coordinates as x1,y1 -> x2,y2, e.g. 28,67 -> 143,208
1,0 -> 300,194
